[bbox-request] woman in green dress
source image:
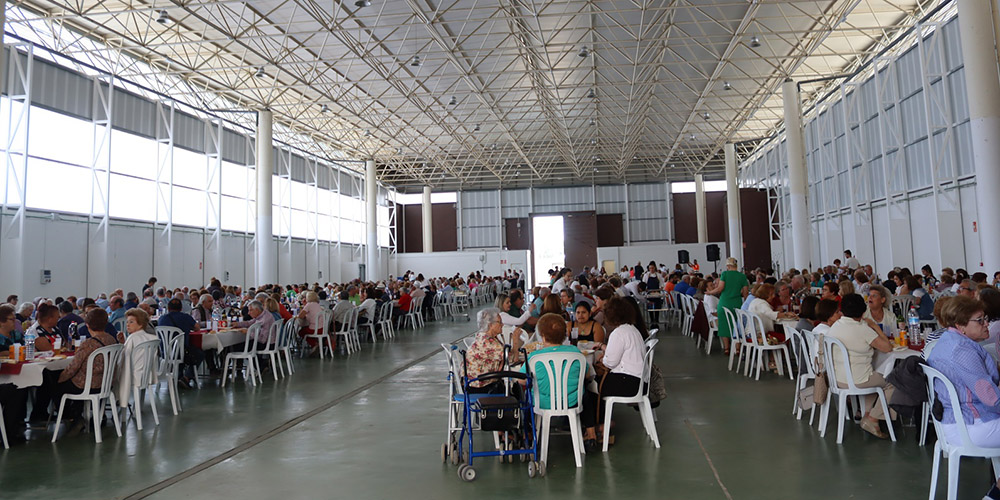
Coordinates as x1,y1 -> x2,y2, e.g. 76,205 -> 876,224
707,257 -> 749,355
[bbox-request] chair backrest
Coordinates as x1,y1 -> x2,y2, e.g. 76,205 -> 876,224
440,343 -> 464,396
527,350 -> 586,412
265,319 -> 283,349
112,317 -> 127,334
802,330 -> 822,374
786,327 -> 813,377
339,308 -> 356,333
280,319 -> 298,348
723,307 -> 740,342
131,339 -> 161,388
823,335 -> 860,392
647,328 -> 658,340
920,364 -> 993,452
242,323 -> 262,353
82,343 -> 125,397
735,310 -> 757,345
636,339 -> 659,397
318,310 -> 331,336
892,295 -> 913,317
155,326 -> 184,359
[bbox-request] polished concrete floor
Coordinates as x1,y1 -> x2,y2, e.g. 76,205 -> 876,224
0,313 -> 994,499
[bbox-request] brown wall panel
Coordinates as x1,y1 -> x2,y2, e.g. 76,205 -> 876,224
739,189 -> 772,272
596,214 -> 624,247
562,212 -> 598,273
398,203 -> 458,253
672,191 -> 727,244
504,218 -> 531,250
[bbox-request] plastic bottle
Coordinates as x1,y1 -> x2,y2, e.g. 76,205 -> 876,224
24,328 -> 36,360
907,306 -> 920,347
211,306 -> 221,331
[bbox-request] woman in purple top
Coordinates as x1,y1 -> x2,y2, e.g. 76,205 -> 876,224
926,295 -> 1000,499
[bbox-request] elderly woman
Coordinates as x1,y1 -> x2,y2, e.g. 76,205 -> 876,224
747,284 -> 796,342
925,295 -> 1000,499
826,293 -> 895,439
708,257 -> 749,355
862,285 -> 898,340
116,308 -> 159,409
592,296 -> 646,445
465,308 -> 522,394
297,291 -> 328,352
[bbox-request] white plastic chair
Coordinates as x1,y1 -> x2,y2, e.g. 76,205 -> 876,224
819,335 -> 897,443
723,307 -> 745,372
602,339 -> 661,452
278,319 -> 297,375
740,310 -> 793,381
156,326 -> 187,414
922,364 -> 1000,500
528,350 -> 587,468
400,297 -> 423,330
335,307 -> 360,355
222,324 -> 261,387
257,319 -> 284,380
112,317 -> 127,336
892,295 -> 914,318
788,328 -> 818,423
52,343 -> 125,443
0,401 -> 8,449
359,307 -> 379,343
304,310 -> 334,359
377,302 -> 395,339
122,339 -> 161,431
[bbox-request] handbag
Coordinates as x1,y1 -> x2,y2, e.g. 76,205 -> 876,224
812,333 -> 829,405
476,395 -> 521,431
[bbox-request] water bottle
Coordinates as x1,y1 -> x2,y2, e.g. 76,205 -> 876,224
24,328 -> 36,360
907,306 -> 920,346
211,306 -> 221,331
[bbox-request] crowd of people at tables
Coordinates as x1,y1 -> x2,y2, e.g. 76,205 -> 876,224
0,269 -> 531,444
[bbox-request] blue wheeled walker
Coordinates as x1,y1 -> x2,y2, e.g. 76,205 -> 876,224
453,349 -> 540,481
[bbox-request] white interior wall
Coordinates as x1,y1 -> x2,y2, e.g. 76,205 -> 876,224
394,250 -> 531,281
0,212 -> 374,299
597,241 -> 729,274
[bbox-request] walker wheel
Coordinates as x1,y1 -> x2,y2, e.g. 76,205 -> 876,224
460,465 -> 477,482
528,461 -> 537,478
538,460 -> 546,477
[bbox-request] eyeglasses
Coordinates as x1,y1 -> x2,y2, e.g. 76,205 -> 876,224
969,316 -> 989,326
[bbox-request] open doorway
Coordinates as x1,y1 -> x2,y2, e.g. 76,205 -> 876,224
532,215 -> 564,286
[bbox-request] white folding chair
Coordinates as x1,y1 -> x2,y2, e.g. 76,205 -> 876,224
528,350 -> 587,469
112,317 -> 127,336
819,336 -> 897,443
724,307 -> 745,372
52,344 -> 125,443
922,364 -> 1000,500
740,310 -> 793,381
278,319 -> 297,375
335,307 -> 360,355
122,339 -> 161,431
222,324 -> 261,387
156,326 -> 186,414
377,301 -> 395,339
602,338 -> 660,452
257,319 -> 284,380
305,310 -> 335,359
359,307 -> 378,343
788,328 -> 818,422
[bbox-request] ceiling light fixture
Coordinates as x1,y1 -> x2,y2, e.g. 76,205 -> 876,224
587,89 -> 596,99
354,0 -> 371,7
410,55 -> 422,67
723,81 -> 733,91
578,46 -> 590,58
155,10 -> 170,24
448,96 -> 457,106
254,66 -> 266,78
690,134 -> 697,141
589,118 -> 596,126
364,129 -> 372,137
320,104 -> 329,113
702,112 -> 710,120
590,138 -> 596,145
750,35 -> 761,48
395,147 -> 402,154
474,124 -> 480,132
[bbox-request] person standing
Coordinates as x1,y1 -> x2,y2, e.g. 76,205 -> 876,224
707,257 -> 749,355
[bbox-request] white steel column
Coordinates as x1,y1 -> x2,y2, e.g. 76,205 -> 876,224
958,0 -> 1000,272
725,143 -> 742,262
365,159 -> 379,281
255,110 -> 275,285
694,173 -> 708,244
783,79 -> 811,271
422,185 -> 433,252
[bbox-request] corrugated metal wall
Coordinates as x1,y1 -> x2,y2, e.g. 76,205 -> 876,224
739,16 -> 979,274
457,183 -> 672,249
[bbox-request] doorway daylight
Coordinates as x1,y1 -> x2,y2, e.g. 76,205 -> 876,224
532,215 -> 564,286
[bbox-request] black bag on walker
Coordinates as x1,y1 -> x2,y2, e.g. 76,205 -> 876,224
476,396 -> 521,431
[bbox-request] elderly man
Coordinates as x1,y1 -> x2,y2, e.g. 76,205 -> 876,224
123,292 -> 139,310
107,296 -> 126,332
957,279 -> 977,298
233,300 -> 275,348
191,294 -> 215,329
56,300 -> 84,342
331,291 -> 354,331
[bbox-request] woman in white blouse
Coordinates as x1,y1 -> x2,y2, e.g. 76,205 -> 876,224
592,296 -> 646,445
862,285 -> 898,340
747,283 -> 796,339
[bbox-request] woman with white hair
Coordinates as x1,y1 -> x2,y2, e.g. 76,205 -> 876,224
465,308 -> 522,394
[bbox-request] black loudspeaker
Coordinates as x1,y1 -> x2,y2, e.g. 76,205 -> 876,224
678,249 -> 690,264
706,244 -> 720,262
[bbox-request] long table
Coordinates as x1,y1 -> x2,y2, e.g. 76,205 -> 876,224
189,329 -> 246,351
0,355 -> 73,388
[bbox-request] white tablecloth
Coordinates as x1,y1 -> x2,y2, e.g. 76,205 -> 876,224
198,330 -> 247,351
873,348 -> 920,377
0,356 -> 72,388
